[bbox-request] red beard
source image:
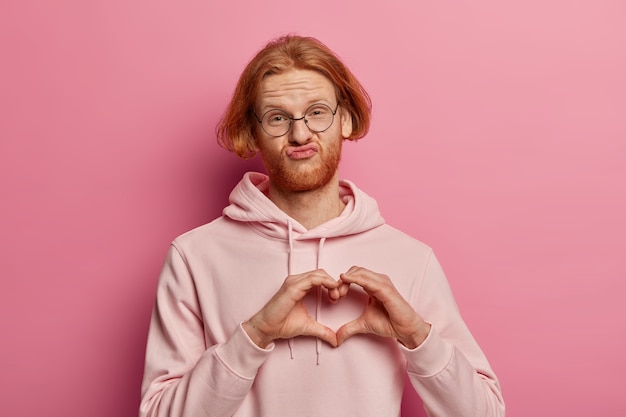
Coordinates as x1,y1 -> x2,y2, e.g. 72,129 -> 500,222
260,139 -> 342,193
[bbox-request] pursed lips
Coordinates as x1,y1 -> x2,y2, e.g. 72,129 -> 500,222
286,144 -> 319,160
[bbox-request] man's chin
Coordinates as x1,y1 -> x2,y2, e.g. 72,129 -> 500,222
270,166 -> 337,193
262,147 -> 341,194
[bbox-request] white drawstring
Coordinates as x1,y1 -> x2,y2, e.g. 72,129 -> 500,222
315,237 -> 326,365
286,220 -> 327,364
287,220 -> 295,359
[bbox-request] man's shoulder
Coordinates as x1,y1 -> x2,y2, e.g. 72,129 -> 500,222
368,223 -> 433,253
172,215 -> 238,246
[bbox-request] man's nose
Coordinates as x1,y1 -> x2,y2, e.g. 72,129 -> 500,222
289,116 -> 313,144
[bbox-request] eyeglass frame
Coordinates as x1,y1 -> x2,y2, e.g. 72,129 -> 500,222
253,102 -> 340,137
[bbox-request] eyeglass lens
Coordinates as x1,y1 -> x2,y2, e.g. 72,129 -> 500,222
260,103 -> 336,137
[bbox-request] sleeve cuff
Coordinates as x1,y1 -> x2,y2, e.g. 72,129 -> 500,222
399,325 -> 454,377
215,323 -> 274,379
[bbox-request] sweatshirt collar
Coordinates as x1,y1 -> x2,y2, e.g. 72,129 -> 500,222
223,172 -> 385,240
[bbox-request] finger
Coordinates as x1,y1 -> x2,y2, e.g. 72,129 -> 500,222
284,270 -> 340,300
340,269 -> 394,301
339,271 -> 377,293
328,287 -> 341,303
338,280 -> 350,296
340,266 -> 377,284
328,281 -> 350,303
342,265 -> 362,276
304,269 -> 341,290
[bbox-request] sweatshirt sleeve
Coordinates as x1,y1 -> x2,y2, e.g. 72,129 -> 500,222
401,251 -> 505,417
139,244 -> 273,417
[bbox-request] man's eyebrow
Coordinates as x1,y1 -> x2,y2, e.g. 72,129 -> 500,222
259,98 -> 334,112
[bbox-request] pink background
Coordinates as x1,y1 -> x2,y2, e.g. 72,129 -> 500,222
1,1 -> 625,416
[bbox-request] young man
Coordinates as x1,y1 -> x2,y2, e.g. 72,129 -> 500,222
139,35 -> 505,417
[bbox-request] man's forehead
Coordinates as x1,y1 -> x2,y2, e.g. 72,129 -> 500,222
257,69 -> 336,104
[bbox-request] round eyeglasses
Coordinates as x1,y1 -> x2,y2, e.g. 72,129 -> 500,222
254,103 -> 339,137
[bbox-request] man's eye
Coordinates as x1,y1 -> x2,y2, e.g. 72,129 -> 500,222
266,113 -> 289,124
307,106 -> 330,118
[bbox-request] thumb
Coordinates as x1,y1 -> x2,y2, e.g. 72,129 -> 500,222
336,318 -> 366,346
303,321 -> 338,348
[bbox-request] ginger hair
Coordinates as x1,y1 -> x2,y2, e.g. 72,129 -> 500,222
216,35 -> 372,159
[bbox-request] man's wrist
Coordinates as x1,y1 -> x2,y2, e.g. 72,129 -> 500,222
242,319 -> 274,349
398,322 -> 432,349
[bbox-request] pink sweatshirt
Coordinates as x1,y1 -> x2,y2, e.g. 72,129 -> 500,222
139,172 -> 505,417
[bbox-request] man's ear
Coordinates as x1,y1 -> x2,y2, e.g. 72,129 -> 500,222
340,109 -> 353,139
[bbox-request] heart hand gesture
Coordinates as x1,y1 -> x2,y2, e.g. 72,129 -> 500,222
242,267 -> 430,350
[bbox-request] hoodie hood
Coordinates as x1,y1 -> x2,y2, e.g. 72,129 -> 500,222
223,172 -> 385,239
223,171 -> 385,364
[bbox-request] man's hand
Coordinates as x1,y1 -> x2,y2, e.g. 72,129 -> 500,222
336,266 -> 431,349
242,269 -> 344,349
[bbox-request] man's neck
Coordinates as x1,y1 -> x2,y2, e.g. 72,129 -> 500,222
267,176 -> 346,230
